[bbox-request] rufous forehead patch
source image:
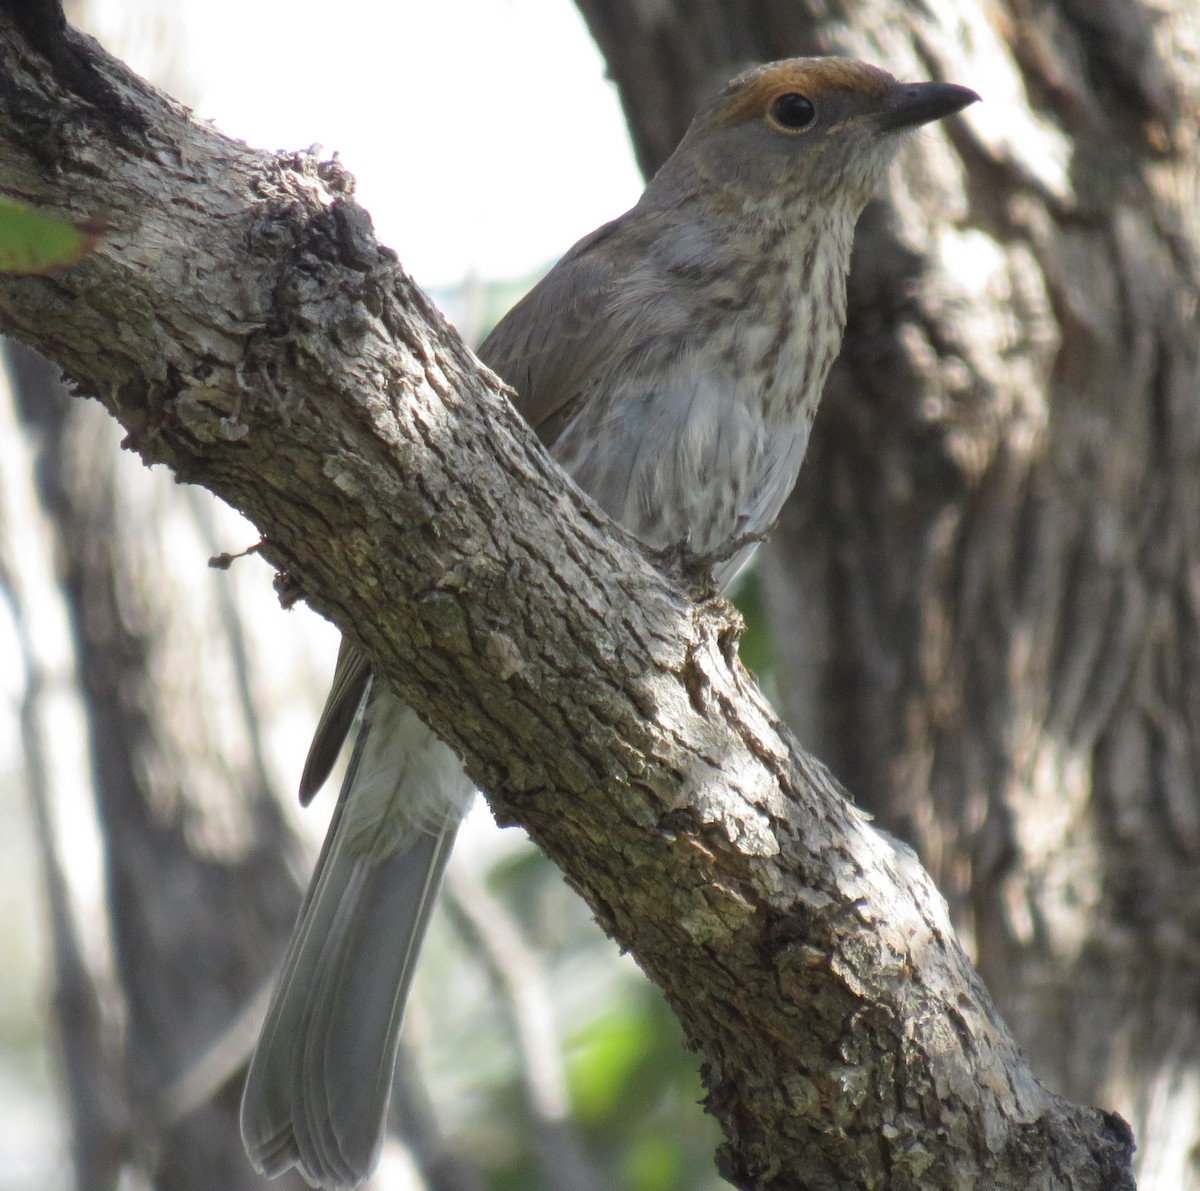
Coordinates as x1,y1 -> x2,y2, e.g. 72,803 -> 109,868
710,58 -> 895,128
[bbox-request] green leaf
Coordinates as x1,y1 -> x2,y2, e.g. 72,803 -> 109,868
567,1002 -> 655,1121
0,196 -> 103,275
622,1131 -> 685,1191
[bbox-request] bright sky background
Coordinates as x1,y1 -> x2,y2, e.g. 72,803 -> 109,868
88,0 -> 645,289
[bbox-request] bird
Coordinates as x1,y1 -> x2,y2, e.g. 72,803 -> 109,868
240,56 -> 978,1188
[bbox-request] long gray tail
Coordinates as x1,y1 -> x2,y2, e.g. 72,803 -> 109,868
241,698 -> 464,1188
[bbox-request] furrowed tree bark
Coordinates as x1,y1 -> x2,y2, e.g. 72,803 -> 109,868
0,6 -> 1137,1189
575,1 -> 1200,1187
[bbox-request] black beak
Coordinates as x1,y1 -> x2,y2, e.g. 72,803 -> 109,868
879,81 -> 980,131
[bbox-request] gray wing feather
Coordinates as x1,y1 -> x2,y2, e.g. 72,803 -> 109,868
299,638 -> 371,805
477,215 -> 627,440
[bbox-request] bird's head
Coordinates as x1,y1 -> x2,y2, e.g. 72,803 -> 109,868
654,57 -> 978,214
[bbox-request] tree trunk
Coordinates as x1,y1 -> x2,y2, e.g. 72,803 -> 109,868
576,1 -> 1200,1187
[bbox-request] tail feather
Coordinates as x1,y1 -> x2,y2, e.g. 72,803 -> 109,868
243,816 -> 459,1186
304,831 -> 456,1182
242,689 -> 469,1189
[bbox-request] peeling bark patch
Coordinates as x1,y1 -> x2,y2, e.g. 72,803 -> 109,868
482,630 -> 525,680
658,805 -> 703,839
681,642 -> 712,715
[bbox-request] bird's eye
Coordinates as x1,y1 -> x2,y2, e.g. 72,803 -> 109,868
768,92 -> 816,132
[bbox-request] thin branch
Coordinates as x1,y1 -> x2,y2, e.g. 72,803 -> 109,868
444,866 -> 607,1191
388,1044 -> 488,1191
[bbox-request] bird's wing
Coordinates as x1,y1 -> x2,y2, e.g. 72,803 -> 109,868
298,635 -> 372,805
476,213 -> 630,442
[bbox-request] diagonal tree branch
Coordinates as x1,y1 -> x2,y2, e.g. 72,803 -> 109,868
0,10 -> 1134,1189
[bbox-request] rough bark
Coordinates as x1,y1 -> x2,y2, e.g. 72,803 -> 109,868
0,6 -> 1139,1188
576,1 -> 1200,1187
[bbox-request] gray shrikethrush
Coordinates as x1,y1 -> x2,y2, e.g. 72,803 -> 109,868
240,56 -> 978,1188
